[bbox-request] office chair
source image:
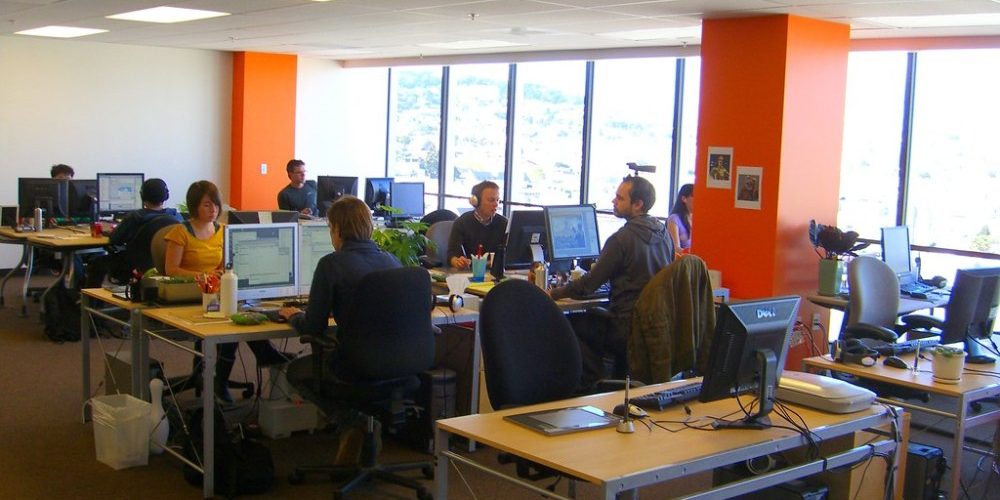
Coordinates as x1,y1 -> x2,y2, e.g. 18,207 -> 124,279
419,209 -> 457,228
629,255 -> 716,384
842,256 -> 942,342
289,267 -> 436,500
421,220 -> 453,268
150,224 -> 175,276
126,216 -> 179,275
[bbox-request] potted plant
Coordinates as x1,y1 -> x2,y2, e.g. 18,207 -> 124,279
371,205 -> 436,267
808,220 -> 870,296
930,345 -> 966,384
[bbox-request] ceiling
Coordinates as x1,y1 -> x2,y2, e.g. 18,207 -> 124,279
2,0 -> 1000,62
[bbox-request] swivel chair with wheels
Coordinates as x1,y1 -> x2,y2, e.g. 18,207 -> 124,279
421,220 -> 453,268
289,267 -> 436,500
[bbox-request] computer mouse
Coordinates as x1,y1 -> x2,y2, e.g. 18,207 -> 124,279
612,403 -> 648,419
910,291 -> 929,300
883,356 -> 908,369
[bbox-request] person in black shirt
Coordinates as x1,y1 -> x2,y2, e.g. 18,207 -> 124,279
447,181 -> 507,269
276,159 -> 317,215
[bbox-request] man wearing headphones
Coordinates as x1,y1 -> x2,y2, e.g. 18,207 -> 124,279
447,181 -> 508,269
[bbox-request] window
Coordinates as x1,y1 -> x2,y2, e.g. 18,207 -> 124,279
908,49 -> 1000,255
837,52 -> 907,238
589,58 -> 675,217
677,57 -> 700,188
387,66 -> 442,213
509,61 -> 586,206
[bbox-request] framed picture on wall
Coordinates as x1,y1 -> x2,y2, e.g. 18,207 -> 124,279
706,147 -> 733,189
734,166 -> 762,210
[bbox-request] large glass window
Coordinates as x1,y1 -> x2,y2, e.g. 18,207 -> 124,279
677,57 -> 700,188
509,61 -> 587,206
443,64 -> 509,215
908,49 -> 1000,256
837,52 -> 907,238
387,66 -> 442,214
589,58 -> 675,217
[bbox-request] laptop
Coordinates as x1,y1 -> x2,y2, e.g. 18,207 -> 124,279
881,226 -> 934,295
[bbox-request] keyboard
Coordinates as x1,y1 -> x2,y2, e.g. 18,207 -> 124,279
631,382 -> 703,411
855,337 -> 940,356
901,281 -> 935,297
579,282 -> 611,300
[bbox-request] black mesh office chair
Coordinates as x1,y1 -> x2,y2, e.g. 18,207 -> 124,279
125,216 -> 179,276
419,209 -> 457,228
289,267 -> 436,500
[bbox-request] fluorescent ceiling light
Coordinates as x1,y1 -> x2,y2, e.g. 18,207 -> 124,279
598,26 -> 701,41
418,40 -> 529,50
860,13 -> 1000,28
15,26 -> 107,38
107,6 -> 229,24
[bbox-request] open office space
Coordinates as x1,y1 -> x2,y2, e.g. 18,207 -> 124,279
2,1 -> 1000,499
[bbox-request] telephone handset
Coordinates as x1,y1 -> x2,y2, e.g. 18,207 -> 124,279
841,322 -> 898,343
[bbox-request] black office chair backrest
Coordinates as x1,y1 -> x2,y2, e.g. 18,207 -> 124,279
419,209 -> 458,228
480,279 -> 582,408
847,255 -> 900,330
126,216 -> 180,274
337,267 -> 436,382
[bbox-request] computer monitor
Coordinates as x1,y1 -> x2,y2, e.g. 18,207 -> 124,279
224,223 -> 298,302
68,179 -> 97,220
298,221 -> 335,296
316,176 -> 358,214
390,182 -> 425,219
97,173 -> 144,216
227,210 -> 300,224
881,226 -> 917,284
364,177 -> 393,213
698,295 -> 801,429
940,267 -> 1000,364
18,178 -> 69,219
543,205 -> 601,265
1,206 -> 18,228
504,209 -> 546,270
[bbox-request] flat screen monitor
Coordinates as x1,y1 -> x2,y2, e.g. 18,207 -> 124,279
224,223 -> 298,302
228,210 -> 299,225
18,178 -> 69,219
68,179 -> 97,220
543,205 -> 601,263
364,177 -> 393,212
316,176 -> 358,214
1,206 -> 18,228
97,173 -> 144,216
881,226 -> 916,284
505,209 -> 546,270
298,221 -> 335,296
390,182 -> 424,219
940,267 -> 1000,364
699,295 -> 801,429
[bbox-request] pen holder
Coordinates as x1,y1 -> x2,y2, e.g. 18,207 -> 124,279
470,256 -> 487,282
202,293 -> 220,314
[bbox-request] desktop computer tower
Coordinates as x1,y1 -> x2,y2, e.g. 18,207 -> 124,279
904,442 -> 946,500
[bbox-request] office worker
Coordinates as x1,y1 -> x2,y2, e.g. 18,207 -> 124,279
164,180 -> 287,402
50,163 -> 74,179
549,176 -> 673,371
277,159 -> 317,215
667,183 -> 694,258
447,180 -> 507,269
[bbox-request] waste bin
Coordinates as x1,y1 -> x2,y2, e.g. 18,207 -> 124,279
89,394 -> 151,470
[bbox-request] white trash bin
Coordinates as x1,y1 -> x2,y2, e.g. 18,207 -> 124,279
89,394 -> 151,470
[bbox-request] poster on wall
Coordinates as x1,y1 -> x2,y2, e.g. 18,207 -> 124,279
734,166 -> 762,210
706,147 -> 733,189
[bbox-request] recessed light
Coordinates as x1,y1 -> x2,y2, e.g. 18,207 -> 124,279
860,13 -> 1000,28
598,26 -> 701,41
418,40 -> 528,50
107,6 -> 229,24
15,26 -> 108,38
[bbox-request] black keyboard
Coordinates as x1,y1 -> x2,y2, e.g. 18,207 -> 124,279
855,337 -> 940,356
579,283 -> 611,300
631,382 -> 703,411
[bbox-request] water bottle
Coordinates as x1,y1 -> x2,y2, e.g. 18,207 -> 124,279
220,264 -> 238,317
33,207 -> 43,232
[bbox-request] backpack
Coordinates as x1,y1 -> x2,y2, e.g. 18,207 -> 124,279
43,281 -> 81,342
182,407 -> 275,498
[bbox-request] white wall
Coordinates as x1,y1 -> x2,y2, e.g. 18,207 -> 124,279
295,57 -> 388,187
0,35 -> 231,266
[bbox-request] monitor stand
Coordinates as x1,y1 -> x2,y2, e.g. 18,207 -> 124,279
965,336 -> 997,364
713,349 -> 777,430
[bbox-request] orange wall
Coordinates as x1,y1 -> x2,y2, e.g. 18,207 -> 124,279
230,52 -> 297,210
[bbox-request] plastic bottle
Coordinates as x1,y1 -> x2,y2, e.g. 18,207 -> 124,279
220,264 -> 238,317
33,207 -> 43,232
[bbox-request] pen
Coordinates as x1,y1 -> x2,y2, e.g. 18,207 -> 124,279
913,342 -> 920,374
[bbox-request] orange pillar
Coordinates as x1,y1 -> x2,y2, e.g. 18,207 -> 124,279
691,15 -> 849,355
231,52 -> 297,210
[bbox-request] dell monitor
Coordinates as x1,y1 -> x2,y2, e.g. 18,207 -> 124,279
881,226 -> 917,285
227,210 -> 300,225
97,173 -> 144,217
364,177 -> 393,214
699,295 -> 801,429
543,204 -> 601,273
298,221 -> 335,296
224,223 -> 299,302
940,267 -> 1000,364
68,179 -> 97,220
18,178 -> 69,219
316,176 -> 358,214
504,209 -> 547,270
390,182 -> 425,220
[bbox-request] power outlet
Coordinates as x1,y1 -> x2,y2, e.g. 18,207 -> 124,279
260,163 -> 268,174
811,313 -> 822,331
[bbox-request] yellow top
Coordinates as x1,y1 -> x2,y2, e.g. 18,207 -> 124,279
164,222 -> 223,274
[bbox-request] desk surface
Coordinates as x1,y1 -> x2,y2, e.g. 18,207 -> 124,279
82,287 -> 156,310
808,292 -> 949,314
26,228 -> 107,249
437,380 -> 892,486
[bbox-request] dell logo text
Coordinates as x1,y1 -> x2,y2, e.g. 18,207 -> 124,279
756,308 -> 777,319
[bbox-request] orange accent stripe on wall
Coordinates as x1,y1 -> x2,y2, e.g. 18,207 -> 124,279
230,52 -> 297,210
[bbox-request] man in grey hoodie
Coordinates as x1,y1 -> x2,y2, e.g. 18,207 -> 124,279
550,176 -> 673,376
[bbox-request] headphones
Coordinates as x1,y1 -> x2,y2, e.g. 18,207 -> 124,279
833,339 -> 879,367
920,275 -> 948,289
448,294 -> 464,312
469,181 -> 498,209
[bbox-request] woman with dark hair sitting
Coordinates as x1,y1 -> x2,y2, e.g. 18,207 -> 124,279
667,183 -> 693,259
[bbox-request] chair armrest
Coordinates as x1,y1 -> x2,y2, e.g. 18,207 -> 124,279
842,323 -> 899,342
900,314 -> 944,332
300,334 -> 337,351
